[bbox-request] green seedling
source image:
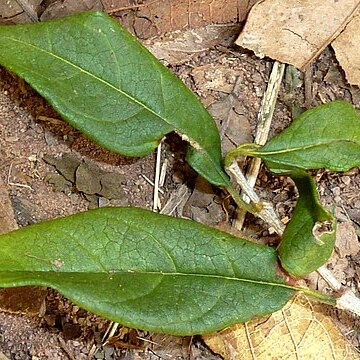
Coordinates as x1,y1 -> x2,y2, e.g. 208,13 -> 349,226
0,12 -> 359,335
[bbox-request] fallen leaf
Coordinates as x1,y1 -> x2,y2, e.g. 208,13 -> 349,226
40,0 -> 104,20
236,0 -> 360,70
107,327 -> 144,350
191,64 -> 238,93
203,294 -> 358,359
208,95 -> 252,155
104,0 -> 259,39
145,24 -> 240,65
332,11 -> 360,87
335,221 -> 360,258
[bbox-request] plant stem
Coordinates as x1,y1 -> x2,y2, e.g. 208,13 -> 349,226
225,184 -> 259,215
153,142 -> 162,211
298,286 -> 337,306
226,161 -> 285,235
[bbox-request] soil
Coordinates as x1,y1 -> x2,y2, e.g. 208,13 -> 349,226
0,3 -> 360,360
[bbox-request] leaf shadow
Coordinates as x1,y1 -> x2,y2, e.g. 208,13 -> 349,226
0,68 -> 140,167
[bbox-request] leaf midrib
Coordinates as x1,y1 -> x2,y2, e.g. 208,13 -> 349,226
0,270 -> 297,291
259,139 -> 358,156
3,36 -> 166,125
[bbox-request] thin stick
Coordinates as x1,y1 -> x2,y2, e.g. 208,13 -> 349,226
160,183 -> 189,216
7,163 -> 33,190
159,158 -> 168,187
141,174 -> 164,194
15,0 -> 38,22
88,321 -> 120,359
107,0 -> 161,13
153,143 -> 162,211
234,61 -> 285,230
304,64 -> 313,108
58,336 -> 76,360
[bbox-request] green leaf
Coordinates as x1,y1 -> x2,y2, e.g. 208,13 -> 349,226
0,12 -> 229,186
249,100 -> 360,174
0,207 -> 296,335
278,171 -> 336,277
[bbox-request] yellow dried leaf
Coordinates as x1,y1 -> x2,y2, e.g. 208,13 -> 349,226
203,294 -> 358,359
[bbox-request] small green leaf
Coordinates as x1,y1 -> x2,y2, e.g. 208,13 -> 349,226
0,207 -> 296,335
278,171 -> 336,277
249,100 -> 360,174
0,12 -> 229,186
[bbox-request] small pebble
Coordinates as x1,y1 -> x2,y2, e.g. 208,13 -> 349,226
341,175 -> 351,186
332,186 -> 341,196
94,350 -> 105,359
334,196 -> 342,203
104,345 -> 114,360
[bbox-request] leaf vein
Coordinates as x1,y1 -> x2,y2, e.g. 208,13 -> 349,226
4,36 -> 168,126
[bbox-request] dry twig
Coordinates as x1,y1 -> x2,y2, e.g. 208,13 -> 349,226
153,143 -> 162,211
234,61 -> 285,230
15,0 -> 38,22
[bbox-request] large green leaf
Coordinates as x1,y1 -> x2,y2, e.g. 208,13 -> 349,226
247,100 -> 360,174
0,12 -> 229,186
278,171 -> 336,277
0,207 -> 298,335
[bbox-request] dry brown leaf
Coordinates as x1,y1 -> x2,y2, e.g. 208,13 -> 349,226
103,0 -> 259,39
145,24 -> 240,65
203,294 -> 358,359
40,0 -> 104,20
332,11 -> 360,87
191,64 -> 239,93
208,95 -> 252,155
335,222 -> 360,258
235,0 -> 360,71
